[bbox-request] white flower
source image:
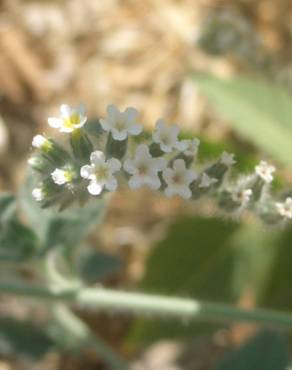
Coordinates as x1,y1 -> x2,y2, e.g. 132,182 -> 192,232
124,144 -> 166,190
221,152 -> 236,166
100,104 -> 142,141
276,198 -> 292,219
162,159 -> 197,199
48,104 -> 87,133
255,161 -> 275,183
199,173 -> 218,188
153,119 -> 187,153
182,138 -> 200,157
32,187 -> 45,202
232,189 -> 253,204
32,134 -> 51,150
80,151 -> 121,195
51,168 -> 75,185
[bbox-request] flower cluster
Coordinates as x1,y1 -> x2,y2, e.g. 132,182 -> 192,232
28,103 -> 290,225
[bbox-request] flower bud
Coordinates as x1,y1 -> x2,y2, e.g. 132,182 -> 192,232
70,128 -> 93,162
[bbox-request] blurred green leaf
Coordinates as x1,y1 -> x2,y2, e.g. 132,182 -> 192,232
0,193 -> 16,222
79,250 -> 123,283
0,220 -> 38,261
0,317 -> 54,359
20,176 -> 106,253
194,74 -> 292,165
128,217 -> 239,343
217,331 -> 288,370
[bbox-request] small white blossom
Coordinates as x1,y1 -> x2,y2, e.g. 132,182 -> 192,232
124,144 -> 166,190
100,104 -> 142,141
232,188 -> 253,204
153,119 -> 187,153
48,104 -> 87,133
221,152 -> 236,166
162,159 -> 197,199
32,134 -> 51,150
51,168 -> 74,185
81,151 -> 121,195
276,198 -> 292,219
32,187 -> 45,202
199,173 -> 218,188
182,138 -> 200,157
255,161 -> 275,183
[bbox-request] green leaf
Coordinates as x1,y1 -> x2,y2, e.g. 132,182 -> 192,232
128,217 -> 239,343
20,176 -> 106,253
194,74 -> 292,165
79,250 -> 123,283
0,220 -> 38,261
217,331 -> 289,370
0,317 -> 54,359
0,193 -> 16,221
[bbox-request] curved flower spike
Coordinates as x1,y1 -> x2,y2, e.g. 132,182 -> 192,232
124,144 -> 166,190
48,104 -> 87,133
100,104 -> 142,141
163,159 -> 197,199
81,151 -> 121,195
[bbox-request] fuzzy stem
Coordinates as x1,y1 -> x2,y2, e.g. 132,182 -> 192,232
1,282 -> 292,330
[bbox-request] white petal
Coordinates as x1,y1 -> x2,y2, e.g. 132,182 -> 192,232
111,128 -> 128,141
48,117 -> 63,128
162,168 -> 174,184
165,186 -> 175,198
146,175 -> 161,190
90,151 -> 105,164
178,186 -> 192,199
100,118 -> 111,131
74,116 -> 87,128
160,142 -> 172,153
176,140 -> 189,152
129,175 -> 143,189
107,158 -> 121,173
155,119 -> 165,131
128,123 -> 142,136
107,104 -> 120,119
60,104 -> 71,117
59,125 -> 74,133
169,124 -> 180,137
135,144 -> 150,160
105,176 -> 118,191
186,169 -> 198,183
125,107 -> 139,121
124,159 -> 136,174
173,159 -> 186,171
88,181 -> 103,195
80,165 -> 94,179
152,157 -> 167,171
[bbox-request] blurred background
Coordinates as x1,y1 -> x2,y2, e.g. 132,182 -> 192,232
1,0 -> 292,369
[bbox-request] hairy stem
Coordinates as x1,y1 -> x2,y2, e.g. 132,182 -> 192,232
0,282 -> 292,330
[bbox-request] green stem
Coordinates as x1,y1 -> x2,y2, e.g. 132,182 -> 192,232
1,282 -> 292,330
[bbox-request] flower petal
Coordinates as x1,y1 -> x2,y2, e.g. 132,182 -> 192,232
146,175 -> 161,190
128,123 -> 142,136
60,104 -> 71,118
111,128 -> 128,141
100,118 -> 111,131
178,186 -> 192,199
105,176 -> 118,191
125,107 -> 139,121
107,158 -> 121,173
48,117 -> 63,128
88,181 -> 103,195
129,175 -> 143,189
124,159 -> 136,174
80,165 -> 94,179
173,159 -> 186,171
90,151 -> 105,164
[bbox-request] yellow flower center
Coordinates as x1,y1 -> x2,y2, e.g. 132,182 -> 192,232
95,166 -> 108,180
63,113 -> 81,129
